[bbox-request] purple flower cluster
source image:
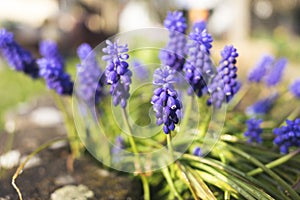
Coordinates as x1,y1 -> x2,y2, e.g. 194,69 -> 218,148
183,22 -> 214,97
151,66 -> 182,134
264,58 -> 287,87
289,79 -> 300,98
248,55 -> 273,83
247,55 -> 287,87
77,43 -> 102,105
244,118 -> 263,143
273,119 -> 300,154
37,40 -> 73,95
0,29 -> 39,78
207,45 -> 240,108
102,40 -> 132,108
193,146 -> 202,157
246,93 -> 278,116
131,59 -> 149,81
159,11 -> 187,71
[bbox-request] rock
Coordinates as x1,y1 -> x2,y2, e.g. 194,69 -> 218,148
29,107 -> 62,127
0,150 -> 20,169
50,184 -> 94,200
54,175 -> 76,186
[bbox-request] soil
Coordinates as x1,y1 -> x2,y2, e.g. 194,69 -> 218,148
0,96 -> 142,200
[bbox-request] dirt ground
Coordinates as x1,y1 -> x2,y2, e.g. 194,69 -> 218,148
0,96 -> 141,200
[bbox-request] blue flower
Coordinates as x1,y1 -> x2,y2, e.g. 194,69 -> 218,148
264,58 -> 287,87
207,45 -> 239,108
193,146 -> 202,157
273,118 -> 300,154
164,11 -> 187,33
248,55 -> 274,83
132,59 -> 149,81
246,93 -> 278,116
289,79 -> 300,98
244,118 -> 263,143
102,40 -> 131,108
39,40 -> 64,67
192,21 -> 207,32
159,11 -> 187,71
37,40 -> 73,95
183,24 -> 214,97
77,43 -> 103,105
151,66 -> 182,134
0,29 -> 39,78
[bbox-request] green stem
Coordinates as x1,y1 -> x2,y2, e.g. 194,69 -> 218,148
180,95 -> 194,133
52,92 -> 82,158
122,108 -> 139,155
247,148 -> 300,176
228,145 -> 300,200
122,108 -> 150,200
228,84 -> 251,111
162,167 -> 183,200
141,175 -> 150,200
167,133 -> 175,178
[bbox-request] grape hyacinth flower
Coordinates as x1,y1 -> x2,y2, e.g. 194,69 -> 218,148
39,40 -> 64,67
37,41 -> 73,95
248,55 -> 274,83
246,93 -> 278,116
289,79 -> 300,98
0,29 -> 39,78
111,136 -> 125,163
183,22 -> 214,97
244,118 -> 263,143
193,146 -> 202,157
273,118 -> 300,154
132,59 -> 149,81
151,66 -> 182,134
264,58 -> 287,87
192,21 -> 207,32
102,40 -> 132,108
77,43 -> 102,105
207,45 -> 239,108
159,11 -> 187,71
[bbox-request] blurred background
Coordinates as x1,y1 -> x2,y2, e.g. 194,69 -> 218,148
0,0 -> 300,131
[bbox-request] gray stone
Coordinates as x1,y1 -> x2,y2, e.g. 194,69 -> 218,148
50,184 -> 94,200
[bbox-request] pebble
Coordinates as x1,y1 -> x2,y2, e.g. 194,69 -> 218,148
0,150 -> 20,169
54,175 -> 75,186
20,155 -> 41,169
50,184 -> 94,200
29,107 -> 62,127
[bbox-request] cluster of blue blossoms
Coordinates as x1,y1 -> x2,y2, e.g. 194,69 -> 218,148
207,45 -> 240,108
0,29 -> 39,78
151,66 -> 182,134
274,119 -> 300,154
244,118 -> 263,143
77,43 -> 103,105
102,40 -> 132,108
159,11 -> 187,71
37,40 -> 73,95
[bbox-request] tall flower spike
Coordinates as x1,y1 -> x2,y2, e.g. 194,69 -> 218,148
289,79 -> 300,98
159,11 -> 187,71
0,29 -> 39,78
77,43 -> 103,105
246,93 -> 278,116
207,45 -> 239,108
248,55 -> 274,83
264,58 -> 287,87
102,40 -> 131,108
244,118 -> 263,143
37,40 -> 73,95
39,40 -> 64,67
273,118 -> 300,154
183,22 -> 214,97
151,66 -> 182,134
